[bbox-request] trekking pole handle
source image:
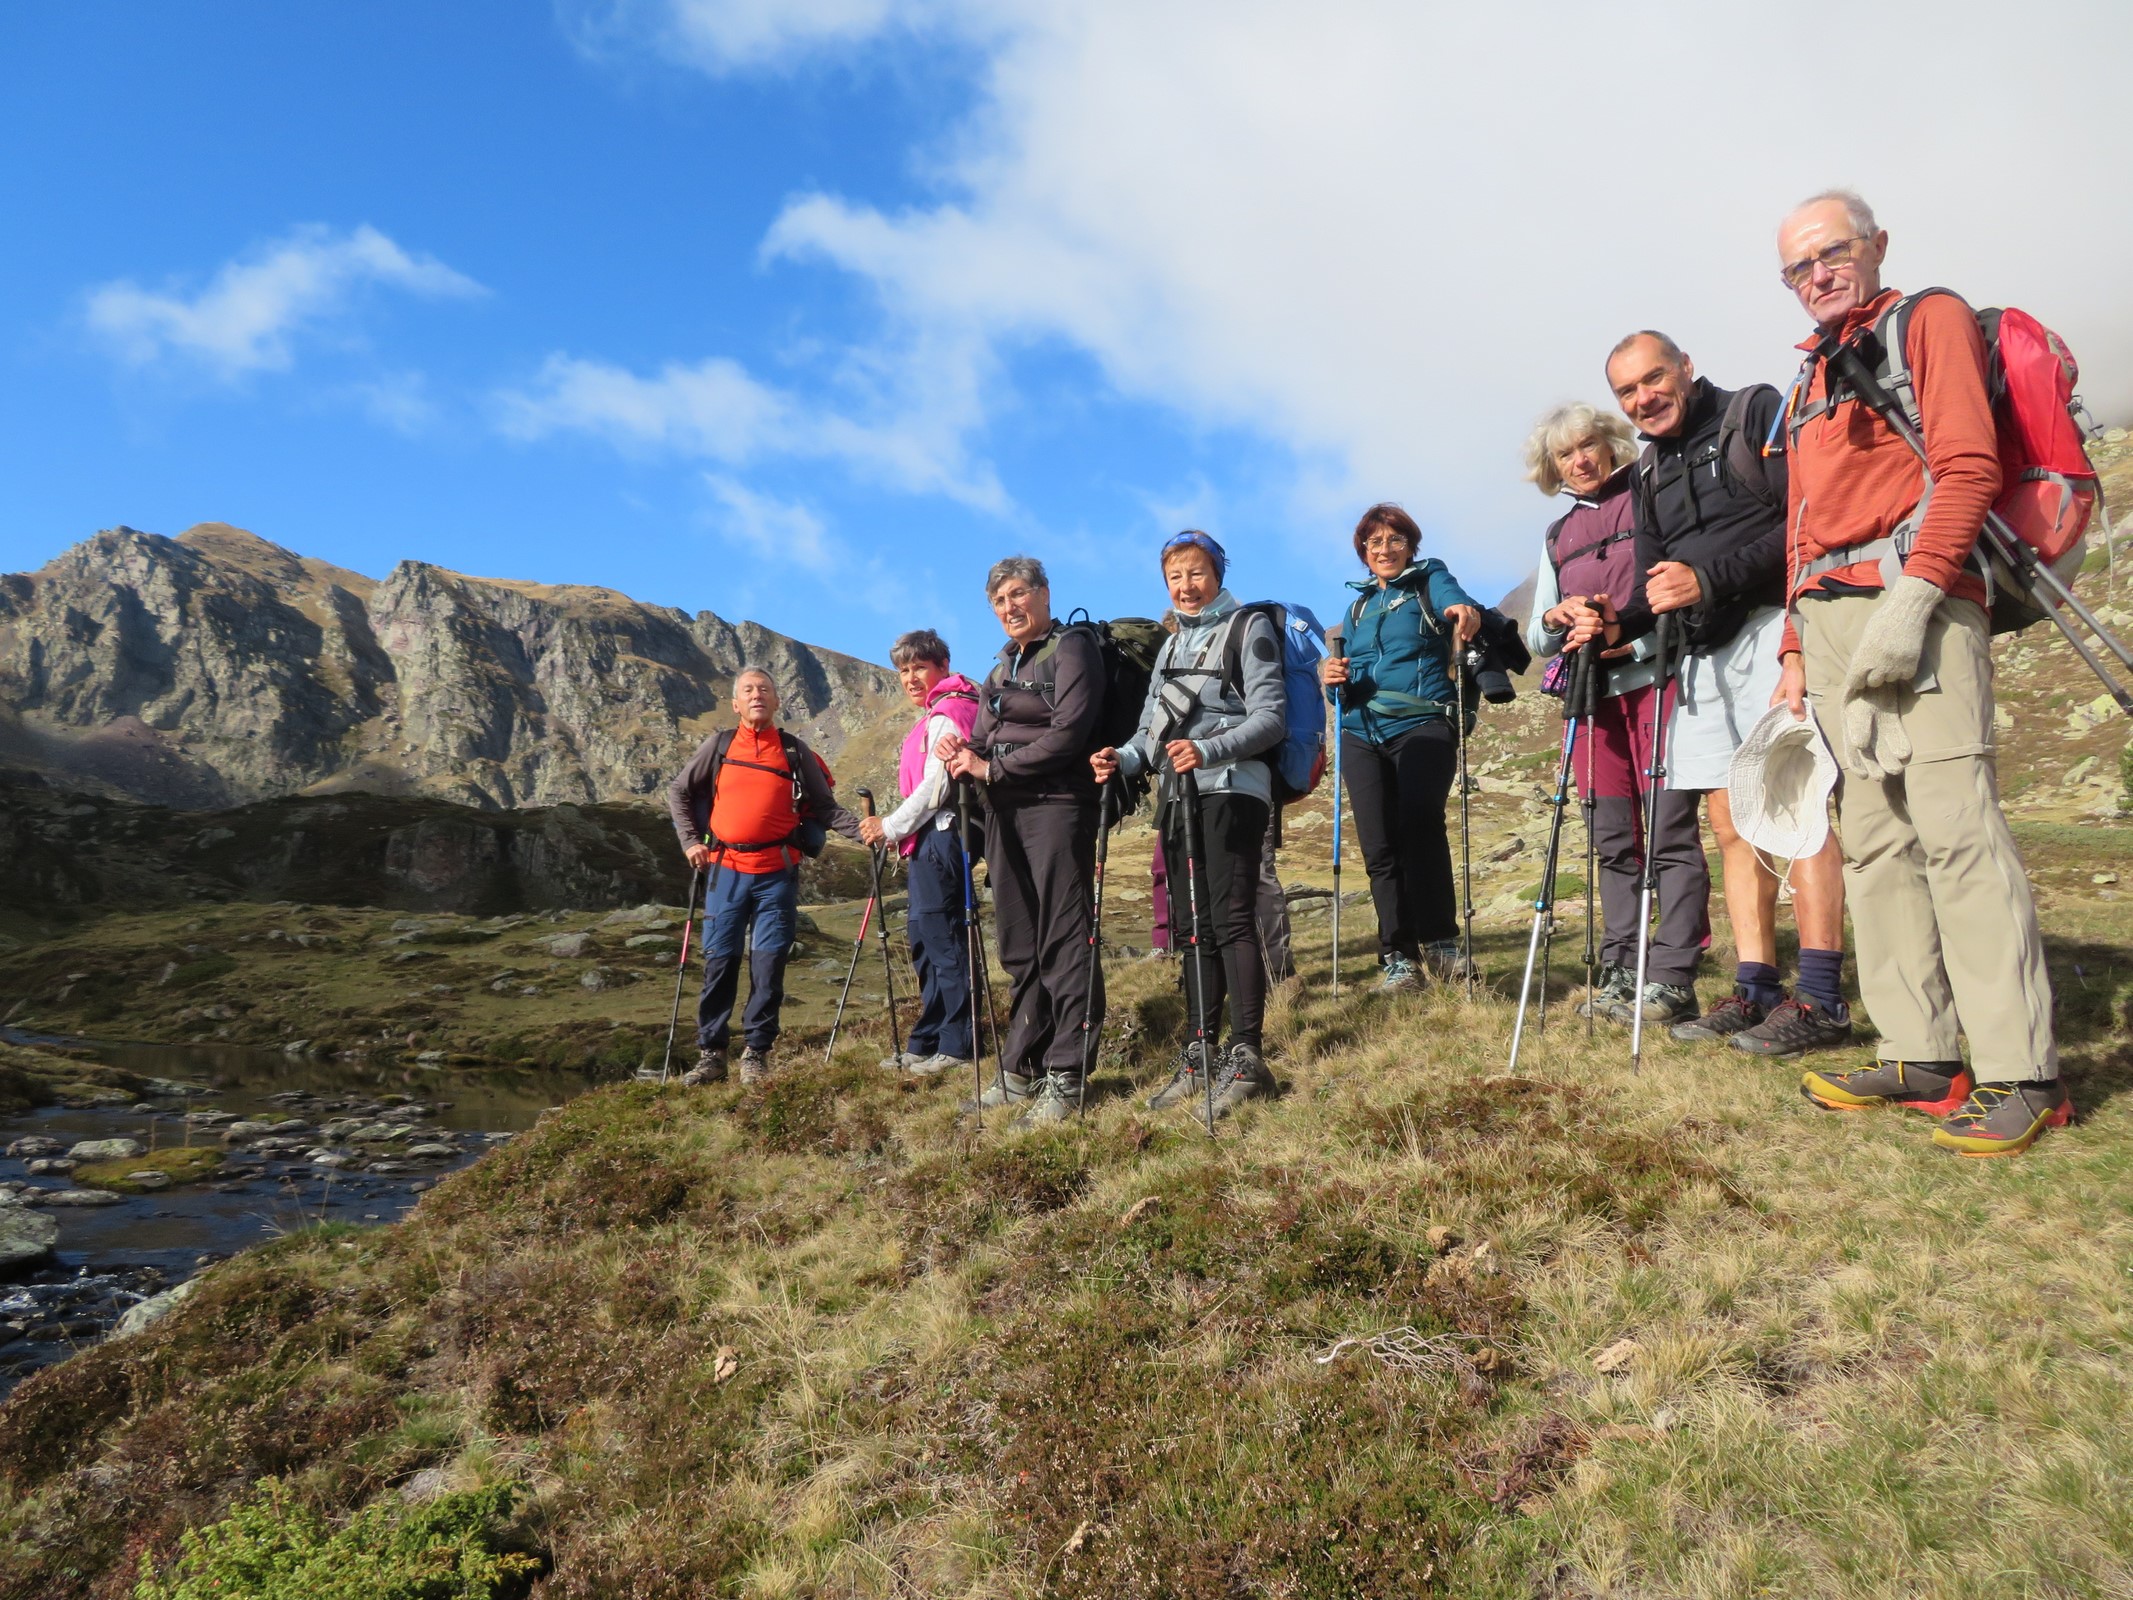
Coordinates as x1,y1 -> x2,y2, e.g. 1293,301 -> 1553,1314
855,786 -> 877,818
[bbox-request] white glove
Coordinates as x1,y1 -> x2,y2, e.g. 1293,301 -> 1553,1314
1843,574 -> 1943,694
1841,684 -> 1912,781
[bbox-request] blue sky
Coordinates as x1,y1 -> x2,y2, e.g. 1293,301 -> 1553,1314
6,1 -> 2129,669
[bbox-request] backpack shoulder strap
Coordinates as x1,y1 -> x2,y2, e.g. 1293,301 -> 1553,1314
1218,602 -> 1280,693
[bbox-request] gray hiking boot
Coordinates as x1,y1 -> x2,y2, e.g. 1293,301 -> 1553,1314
878,1050 -> 926,1071
1377,953 -> 1424,994
960,1070 -> 1035,1113
1577,963 -> 1634,1020
1422,942 -> 1477,985
1147,1041 -> 1211,1111
1015,1074 -> 1085,1125
679,1048 -> 727,1086
1207,1041 -> 1273,1122
1634,982 -> 1698,1025
737,1046 -> 772,1087
907,1053 -> 964,1077
1671,991 -> 1764,1043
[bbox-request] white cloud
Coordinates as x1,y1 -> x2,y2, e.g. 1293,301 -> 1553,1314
607,0 -> 2133,592
561,0 -> 961,71
497,330 -> 1008,510
85,224 -> 484,378
703,474 -> 831,564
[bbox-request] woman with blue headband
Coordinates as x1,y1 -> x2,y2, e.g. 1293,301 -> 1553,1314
1320,502 -> 1483,991
1093,529 -> 1285,1120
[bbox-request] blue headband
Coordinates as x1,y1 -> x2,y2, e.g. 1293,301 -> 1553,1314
1159,529 -> 1227,582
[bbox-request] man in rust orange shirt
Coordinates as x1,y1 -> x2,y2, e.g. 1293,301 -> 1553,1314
1773,190 -> 2065,1156
665,668 -> 861,1086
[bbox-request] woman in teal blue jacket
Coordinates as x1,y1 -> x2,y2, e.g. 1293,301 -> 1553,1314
1320,502 -> 1482,990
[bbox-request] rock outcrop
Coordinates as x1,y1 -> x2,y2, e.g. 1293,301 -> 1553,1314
0,523 -> 902,810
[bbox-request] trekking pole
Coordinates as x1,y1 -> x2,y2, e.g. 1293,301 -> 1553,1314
1455,643 -> 1476,1000
1578,651 -> 1601,1042
658,863 -> 706,1083
1076,775 -> 1116,1114
1821,338 -> 2133,715
855,788 -> 906,1065
824,796 -> 882,1065
956,780 -> 986,1129
1328,634 -> 1346,996
1508,644 -> 1592,1070
1629,615 -> 1679,1076
1177,770 -> 1219,1138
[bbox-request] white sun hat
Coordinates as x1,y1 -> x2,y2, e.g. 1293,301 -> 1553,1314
1728,704 -> 1839,860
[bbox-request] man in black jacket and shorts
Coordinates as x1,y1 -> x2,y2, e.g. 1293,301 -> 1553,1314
1567,331 -> 1850,1056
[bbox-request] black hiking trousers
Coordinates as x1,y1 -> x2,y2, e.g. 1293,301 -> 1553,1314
986,791 -> 1102,1082
1161,790 -> 1271,1050
1340,722 -> 1457,959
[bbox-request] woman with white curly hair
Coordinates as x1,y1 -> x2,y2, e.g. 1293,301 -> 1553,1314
1523,401 -> 1707,1019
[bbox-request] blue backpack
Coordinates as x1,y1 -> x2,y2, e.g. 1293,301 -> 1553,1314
1223,601 -> 1328,805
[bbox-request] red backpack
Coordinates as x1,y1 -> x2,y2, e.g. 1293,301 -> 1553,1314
1794,287 -> 2102,633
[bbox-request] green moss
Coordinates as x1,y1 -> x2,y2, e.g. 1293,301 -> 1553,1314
133,1478 -> 540,1600
75,1146 -> 224,1192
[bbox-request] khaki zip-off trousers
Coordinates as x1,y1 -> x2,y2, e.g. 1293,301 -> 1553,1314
1796,594 -> 2056,1080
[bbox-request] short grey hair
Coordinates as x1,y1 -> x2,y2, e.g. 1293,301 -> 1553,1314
1522,403 -> 1639,496
985,555 -> 1048,598
1790,188 -> 1878,238
889,628 -> 950,668
1608,329 -> 1688,371
733,665 -> 777,691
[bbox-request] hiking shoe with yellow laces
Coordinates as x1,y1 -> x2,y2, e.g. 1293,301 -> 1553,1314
1931,1081 -> 2072,1157
1800,1058 -> 1972,1117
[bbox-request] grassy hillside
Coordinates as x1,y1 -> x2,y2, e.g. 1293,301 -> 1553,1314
4,842 -> 2131,1597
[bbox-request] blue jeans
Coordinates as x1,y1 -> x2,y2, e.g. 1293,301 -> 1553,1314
904,825 -> 972,1059
696,865 -> 799,1053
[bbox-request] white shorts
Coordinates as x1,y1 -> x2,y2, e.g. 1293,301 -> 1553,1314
1666,604 -> 1786,791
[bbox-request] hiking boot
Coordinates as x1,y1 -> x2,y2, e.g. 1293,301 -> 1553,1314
878,1050 -> 926,1071
1147,1041 -> 1211,1111
960,1070 -> 1035,1113
1377,953 -> 1424,994
1731,996 -> 1854,1058
679,1048 -> 727,1086
1015,1075 -> 1084,1125
1207,1041 -> 1273,1122
1670,991 -> 1763,1043
908,1053 -> 965,1078
1931,1081 -> 2072,1157
1422,942 -> 1478,985
737,1046 -> 772,1087
1800,1059 -> 1972,1117
1577,963 -> 1633,1020
1634,982 -> 1697,1025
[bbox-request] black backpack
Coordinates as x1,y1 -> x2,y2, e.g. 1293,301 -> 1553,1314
1060,611 -> 1165,815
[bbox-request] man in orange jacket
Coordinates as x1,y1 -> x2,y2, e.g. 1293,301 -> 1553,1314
1773,190 -> 2066,1156
666,668 -> 862,1087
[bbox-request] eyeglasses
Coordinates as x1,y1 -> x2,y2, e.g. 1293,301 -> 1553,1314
1362,533 -> 1411,552
1779,236 -> 1869,290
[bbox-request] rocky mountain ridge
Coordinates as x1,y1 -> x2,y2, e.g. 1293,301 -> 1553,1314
0,523 -> 904,811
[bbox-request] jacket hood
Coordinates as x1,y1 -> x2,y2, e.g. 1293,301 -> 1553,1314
1170,589 -> 1239,632
924,671 -> 981,708
1346,558 -> 1443,596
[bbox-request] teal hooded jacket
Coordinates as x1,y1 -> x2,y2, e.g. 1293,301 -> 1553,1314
1337,558 -> 1478,745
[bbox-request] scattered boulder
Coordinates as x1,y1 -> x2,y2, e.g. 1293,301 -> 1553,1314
6,1137 -> 64,1159
24,1159 -> 75,1176
0,1203 -> 60,1269
546,932 -> 592,959
124,1171 -> 173,1192
112,1277 -> 202,1339
66,1138 -> 144,1163
32,1189 -> 126,1208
